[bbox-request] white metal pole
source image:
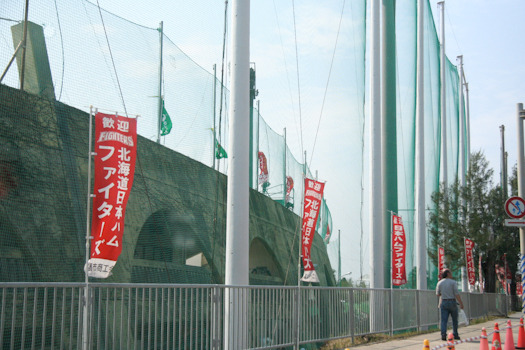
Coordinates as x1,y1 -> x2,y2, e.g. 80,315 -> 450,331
213,64 -> 217,170
157,21 -> 164,144
338,230 -> 341,286
369,0 -> 383,290
415,0 -> 427,291
283,128 -> 287,204
458,55 -> 465,187
82,106 -> 95,350
438,1 -> 447,186
389,211 -> 394,337
224,0 -> 250,347
465,82 -> 471,168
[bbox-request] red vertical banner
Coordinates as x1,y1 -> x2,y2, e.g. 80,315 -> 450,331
438,246 -> 445,278
464,238 -> 475,286
300,178 -> 325,283
391,214 -> 407,286
87,112 -> 137,278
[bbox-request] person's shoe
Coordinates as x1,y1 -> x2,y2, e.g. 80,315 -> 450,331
441,335 -> 446,341
454,335 -> 460,340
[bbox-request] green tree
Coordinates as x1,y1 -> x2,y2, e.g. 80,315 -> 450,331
428,151 -> 519,293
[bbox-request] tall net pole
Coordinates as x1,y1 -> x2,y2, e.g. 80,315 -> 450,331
415,0 -> 427,291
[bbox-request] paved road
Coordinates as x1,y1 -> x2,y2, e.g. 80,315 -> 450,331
348,312 -> 523,349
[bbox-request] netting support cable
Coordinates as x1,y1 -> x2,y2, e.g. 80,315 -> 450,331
0,40 -> 23,84
95,0 -> 128,117
309,0 -> 346,166
292,0 -> 304,155
1,0 -> 29,85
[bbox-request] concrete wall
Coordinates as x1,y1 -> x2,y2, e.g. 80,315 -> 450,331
0,84 -> 336,286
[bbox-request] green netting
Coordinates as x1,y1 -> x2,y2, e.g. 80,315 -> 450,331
0,0 -> 335,290
0,0 -> 468,292
445,57 -> 460,182
395,0 -> 417,288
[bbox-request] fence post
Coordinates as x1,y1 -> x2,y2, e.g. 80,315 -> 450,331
294,286 -> 300,349
349,288 -> 355,344
416,289 -> 421,332
211,286 -> 222,349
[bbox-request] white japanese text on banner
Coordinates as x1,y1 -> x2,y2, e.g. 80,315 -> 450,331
87,112 -> 137,278
301,178 -> 325,283
392,214 -> 407,286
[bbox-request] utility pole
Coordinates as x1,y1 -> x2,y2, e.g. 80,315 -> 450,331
516,103 -> 525,315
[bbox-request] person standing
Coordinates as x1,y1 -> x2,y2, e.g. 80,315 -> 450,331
436,268 -> 464,341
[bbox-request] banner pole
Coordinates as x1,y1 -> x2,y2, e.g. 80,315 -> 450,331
82,106 -> 95,350
390,211 -> 394,337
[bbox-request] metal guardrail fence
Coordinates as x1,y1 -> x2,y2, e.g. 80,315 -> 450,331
0,283 -> 512,349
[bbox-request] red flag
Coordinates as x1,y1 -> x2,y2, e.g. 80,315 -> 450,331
258,152 -> 269,186
285,176 -> 294,204
464,238 -> 475,286
324,223 -> 331,243
300,178 -> 325,283
392,214 -> 407,286
87,112 -> 137,278
478,253 -> 484,293
438,246 -> 445,278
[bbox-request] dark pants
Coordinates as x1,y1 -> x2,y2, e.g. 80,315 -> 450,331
440,300 -> 459,337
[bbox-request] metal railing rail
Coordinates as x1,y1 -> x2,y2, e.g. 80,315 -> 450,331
0,282 -> 512,349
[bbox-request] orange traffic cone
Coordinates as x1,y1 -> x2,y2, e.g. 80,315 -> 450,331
448,332 -> 456,350
517,318 -> 525,349
505,320 -> 516,350
423,339 -> 430,349
493,322 -> 503,350
480,327 -> 490,350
